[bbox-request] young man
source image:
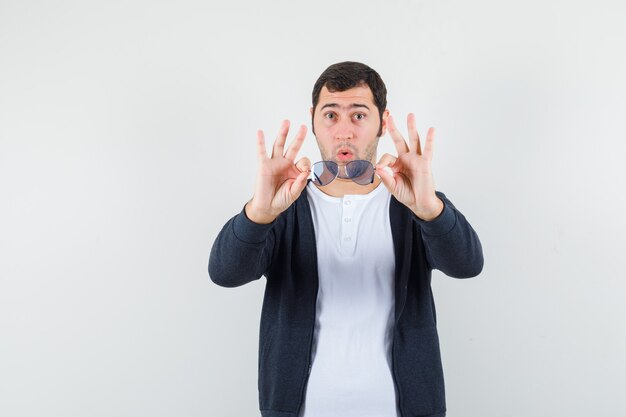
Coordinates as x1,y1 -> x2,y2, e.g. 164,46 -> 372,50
209,62 -> 483,417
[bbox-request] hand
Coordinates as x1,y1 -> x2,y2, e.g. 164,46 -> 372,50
375,113 -> 444,221
245,120 -> 311,224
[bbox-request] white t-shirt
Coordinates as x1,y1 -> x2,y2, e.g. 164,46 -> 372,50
299,182 -> 398,417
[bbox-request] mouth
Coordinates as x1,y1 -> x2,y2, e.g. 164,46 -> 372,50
336,149 -> 354,161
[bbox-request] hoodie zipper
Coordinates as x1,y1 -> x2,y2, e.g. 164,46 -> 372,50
295,277 -> 318,416
296,196 -> 320,416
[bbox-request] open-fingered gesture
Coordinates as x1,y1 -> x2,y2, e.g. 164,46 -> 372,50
245,120 -> 311,224
375,113 -> 444,221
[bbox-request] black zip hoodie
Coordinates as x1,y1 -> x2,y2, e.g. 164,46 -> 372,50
209,188 -> 483,417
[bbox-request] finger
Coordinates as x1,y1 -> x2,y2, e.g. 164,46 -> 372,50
387,114 -> 410,155
290,171 -> 309,199
295,156 -> 311,173
407,113 -> 422,155
271,120 -> 290,158
376,153 -> 397,168
375,165 -> 396,194
423,127 -> 435,160
377,153 -> 404,175
256,130 -> 268,161
284,124 -> 307,161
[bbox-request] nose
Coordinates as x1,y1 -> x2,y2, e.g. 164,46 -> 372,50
334,117 -> 354,141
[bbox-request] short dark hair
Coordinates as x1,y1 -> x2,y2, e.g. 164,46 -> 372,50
311,61 -> 387,136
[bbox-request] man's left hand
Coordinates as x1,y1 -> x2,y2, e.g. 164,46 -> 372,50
375,113 -> 444,222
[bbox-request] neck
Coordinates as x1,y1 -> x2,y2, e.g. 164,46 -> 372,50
314,176 -> 382,198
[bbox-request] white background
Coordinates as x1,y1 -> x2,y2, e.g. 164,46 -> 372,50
1,0 -> 625,416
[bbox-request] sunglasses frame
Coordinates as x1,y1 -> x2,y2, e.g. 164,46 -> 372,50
311,160 -> 376,186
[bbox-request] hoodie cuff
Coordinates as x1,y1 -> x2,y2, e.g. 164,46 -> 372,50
412,199 -> 457,237
232,207 -> 275,244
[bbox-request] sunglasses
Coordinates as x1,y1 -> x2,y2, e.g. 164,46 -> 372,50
311,160 -> 376,186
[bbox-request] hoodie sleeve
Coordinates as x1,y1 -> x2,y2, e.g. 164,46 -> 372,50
412,191 -> 484,278
208,207 -> 277,288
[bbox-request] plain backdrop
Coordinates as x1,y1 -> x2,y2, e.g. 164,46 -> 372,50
1,0 -> 625,416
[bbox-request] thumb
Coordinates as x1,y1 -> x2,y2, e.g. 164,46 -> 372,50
290,170 -> 309,199
375,165 -> 396,193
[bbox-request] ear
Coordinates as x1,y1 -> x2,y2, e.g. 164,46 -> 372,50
380,109 -> 390,136
309,106 -> 314,116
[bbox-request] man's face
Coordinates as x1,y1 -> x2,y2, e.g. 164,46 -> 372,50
311,85 -> 388,174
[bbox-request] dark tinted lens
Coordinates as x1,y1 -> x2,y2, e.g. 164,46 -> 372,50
312,161 -> 339,186
345,160 -> 374,185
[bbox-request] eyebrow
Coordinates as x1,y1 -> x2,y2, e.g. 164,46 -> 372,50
320,103 -> 371,111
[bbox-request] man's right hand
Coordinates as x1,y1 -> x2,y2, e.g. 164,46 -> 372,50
245,120 -> 310,224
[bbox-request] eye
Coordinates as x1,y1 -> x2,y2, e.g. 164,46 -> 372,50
354,113 -> 366,120
324,112 -> 336,120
